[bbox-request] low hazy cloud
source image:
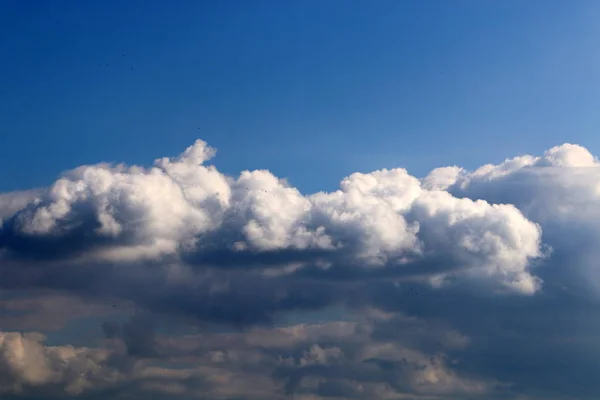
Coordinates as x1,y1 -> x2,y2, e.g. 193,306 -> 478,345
1,139 -> 600,399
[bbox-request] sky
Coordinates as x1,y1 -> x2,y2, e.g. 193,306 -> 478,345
2,1 -> 600,400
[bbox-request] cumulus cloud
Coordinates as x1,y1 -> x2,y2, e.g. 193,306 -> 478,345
0,189 -> 44,224
0,139 -> 543,295
425,143 -> 600,291
2,139 -> 600,399
0,330 -> 120,396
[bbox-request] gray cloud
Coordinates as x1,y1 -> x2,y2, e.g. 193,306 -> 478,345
0,291 -> 111,332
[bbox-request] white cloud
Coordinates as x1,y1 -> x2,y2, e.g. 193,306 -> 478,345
426,143 -> 600,294
0,139 -> 544,296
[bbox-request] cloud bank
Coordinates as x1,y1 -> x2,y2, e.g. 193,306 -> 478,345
1,139 -> 600,399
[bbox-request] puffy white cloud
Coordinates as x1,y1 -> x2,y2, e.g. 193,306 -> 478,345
408,191 -> 543,294
0,139 -> 544,296
425,143 -> 600,294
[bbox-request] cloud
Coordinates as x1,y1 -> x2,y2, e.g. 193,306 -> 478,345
0,189 -> 44,224
0,330 -> 120,396
0,291 -> 111,331
0,312 -> 484,399
1,139 -> 600,399
426,143 -> 600,292
0,140 -> 543,296
91,311 -> 493,400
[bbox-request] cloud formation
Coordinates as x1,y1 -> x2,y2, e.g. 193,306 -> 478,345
0,330 -> 120,396
1,140 -> 600,399
0,139 -> 543,294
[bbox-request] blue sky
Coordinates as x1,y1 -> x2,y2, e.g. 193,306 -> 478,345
2,0 -> 599,193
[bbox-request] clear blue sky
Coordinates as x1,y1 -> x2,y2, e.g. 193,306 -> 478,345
2,0 -> 599,194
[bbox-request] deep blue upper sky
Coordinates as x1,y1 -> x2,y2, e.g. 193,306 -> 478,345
2,0 -> 599,194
